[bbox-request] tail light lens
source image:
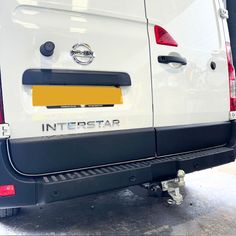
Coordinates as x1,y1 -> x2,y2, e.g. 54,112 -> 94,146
154,25 -> 178,47
0,185 -> 16,197
226,42 -> 236,111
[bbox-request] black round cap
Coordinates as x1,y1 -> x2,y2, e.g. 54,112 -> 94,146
40,41 -> 55,57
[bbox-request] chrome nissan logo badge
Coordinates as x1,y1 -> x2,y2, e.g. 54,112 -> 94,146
70,43 -> 95,65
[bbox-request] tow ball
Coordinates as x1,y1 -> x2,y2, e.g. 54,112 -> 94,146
161,170 -> 185,205
142,170 -> 186,205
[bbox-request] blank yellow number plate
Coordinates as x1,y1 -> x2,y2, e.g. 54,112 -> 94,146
32,86 -> 123,106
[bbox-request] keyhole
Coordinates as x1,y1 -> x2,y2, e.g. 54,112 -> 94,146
210,61 -> 216,70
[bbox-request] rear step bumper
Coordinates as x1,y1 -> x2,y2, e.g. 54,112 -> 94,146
37,147 -> 235,204
1,120 -> 236,208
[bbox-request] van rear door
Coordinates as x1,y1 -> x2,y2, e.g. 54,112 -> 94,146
0,0 -> 154,175
146,0 -> 230,127
146,0 -> 231,155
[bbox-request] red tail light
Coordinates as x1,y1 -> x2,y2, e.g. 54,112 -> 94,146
0,185 -> 16,197
0,74 -> 4,124
154,25 -> 178,47
226,42 -> 236,111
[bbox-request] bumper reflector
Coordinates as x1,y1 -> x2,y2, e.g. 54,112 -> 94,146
0,185 -> 16,197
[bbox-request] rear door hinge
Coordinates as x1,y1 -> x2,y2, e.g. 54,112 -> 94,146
0,124 -> 10,138
219,8 -> 229,19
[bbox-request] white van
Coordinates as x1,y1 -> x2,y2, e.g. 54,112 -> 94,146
0,0 -> 235,218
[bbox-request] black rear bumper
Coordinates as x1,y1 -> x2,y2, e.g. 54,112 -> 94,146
38,147 -> 234,204
0,121 -> 235,208
8,122 -> 230,176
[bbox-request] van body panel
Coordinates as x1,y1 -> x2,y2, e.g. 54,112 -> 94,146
15,0 -> 146,22
146,0 -> 230,127
0,1 -> 153,139
0,0 -> 235,210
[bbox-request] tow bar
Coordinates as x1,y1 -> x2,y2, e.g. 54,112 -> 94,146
161,170 -> 185,205
143,170 -> 186,205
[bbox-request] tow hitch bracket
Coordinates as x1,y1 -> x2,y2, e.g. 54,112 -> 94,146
161,170 -> 186,205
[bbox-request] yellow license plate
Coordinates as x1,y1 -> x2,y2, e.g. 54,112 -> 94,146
32,86 -> 123,106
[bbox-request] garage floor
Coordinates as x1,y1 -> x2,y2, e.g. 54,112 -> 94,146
1,162 -> 236,235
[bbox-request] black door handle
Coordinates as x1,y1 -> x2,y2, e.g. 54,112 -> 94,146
158,55 -> 187,65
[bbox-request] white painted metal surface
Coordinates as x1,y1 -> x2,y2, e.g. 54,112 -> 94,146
146,0 -> 230,127
0,0 -> 232,138
0,0 -> 153,139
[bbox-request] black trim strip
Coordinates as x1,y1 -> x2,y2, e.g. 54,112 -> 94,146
22,69 -> 132,86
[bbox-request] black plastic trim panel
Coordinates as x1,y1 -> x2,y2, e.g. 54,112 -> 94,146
8,122 -> 232,176
22,69 -> 132,86
0,141 -> 36,209
155,122 -> 231,156
9,128 -> 156,175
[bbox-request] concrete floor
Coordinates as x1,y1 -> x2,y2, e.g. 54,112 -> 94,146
1,162 -> 236,235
